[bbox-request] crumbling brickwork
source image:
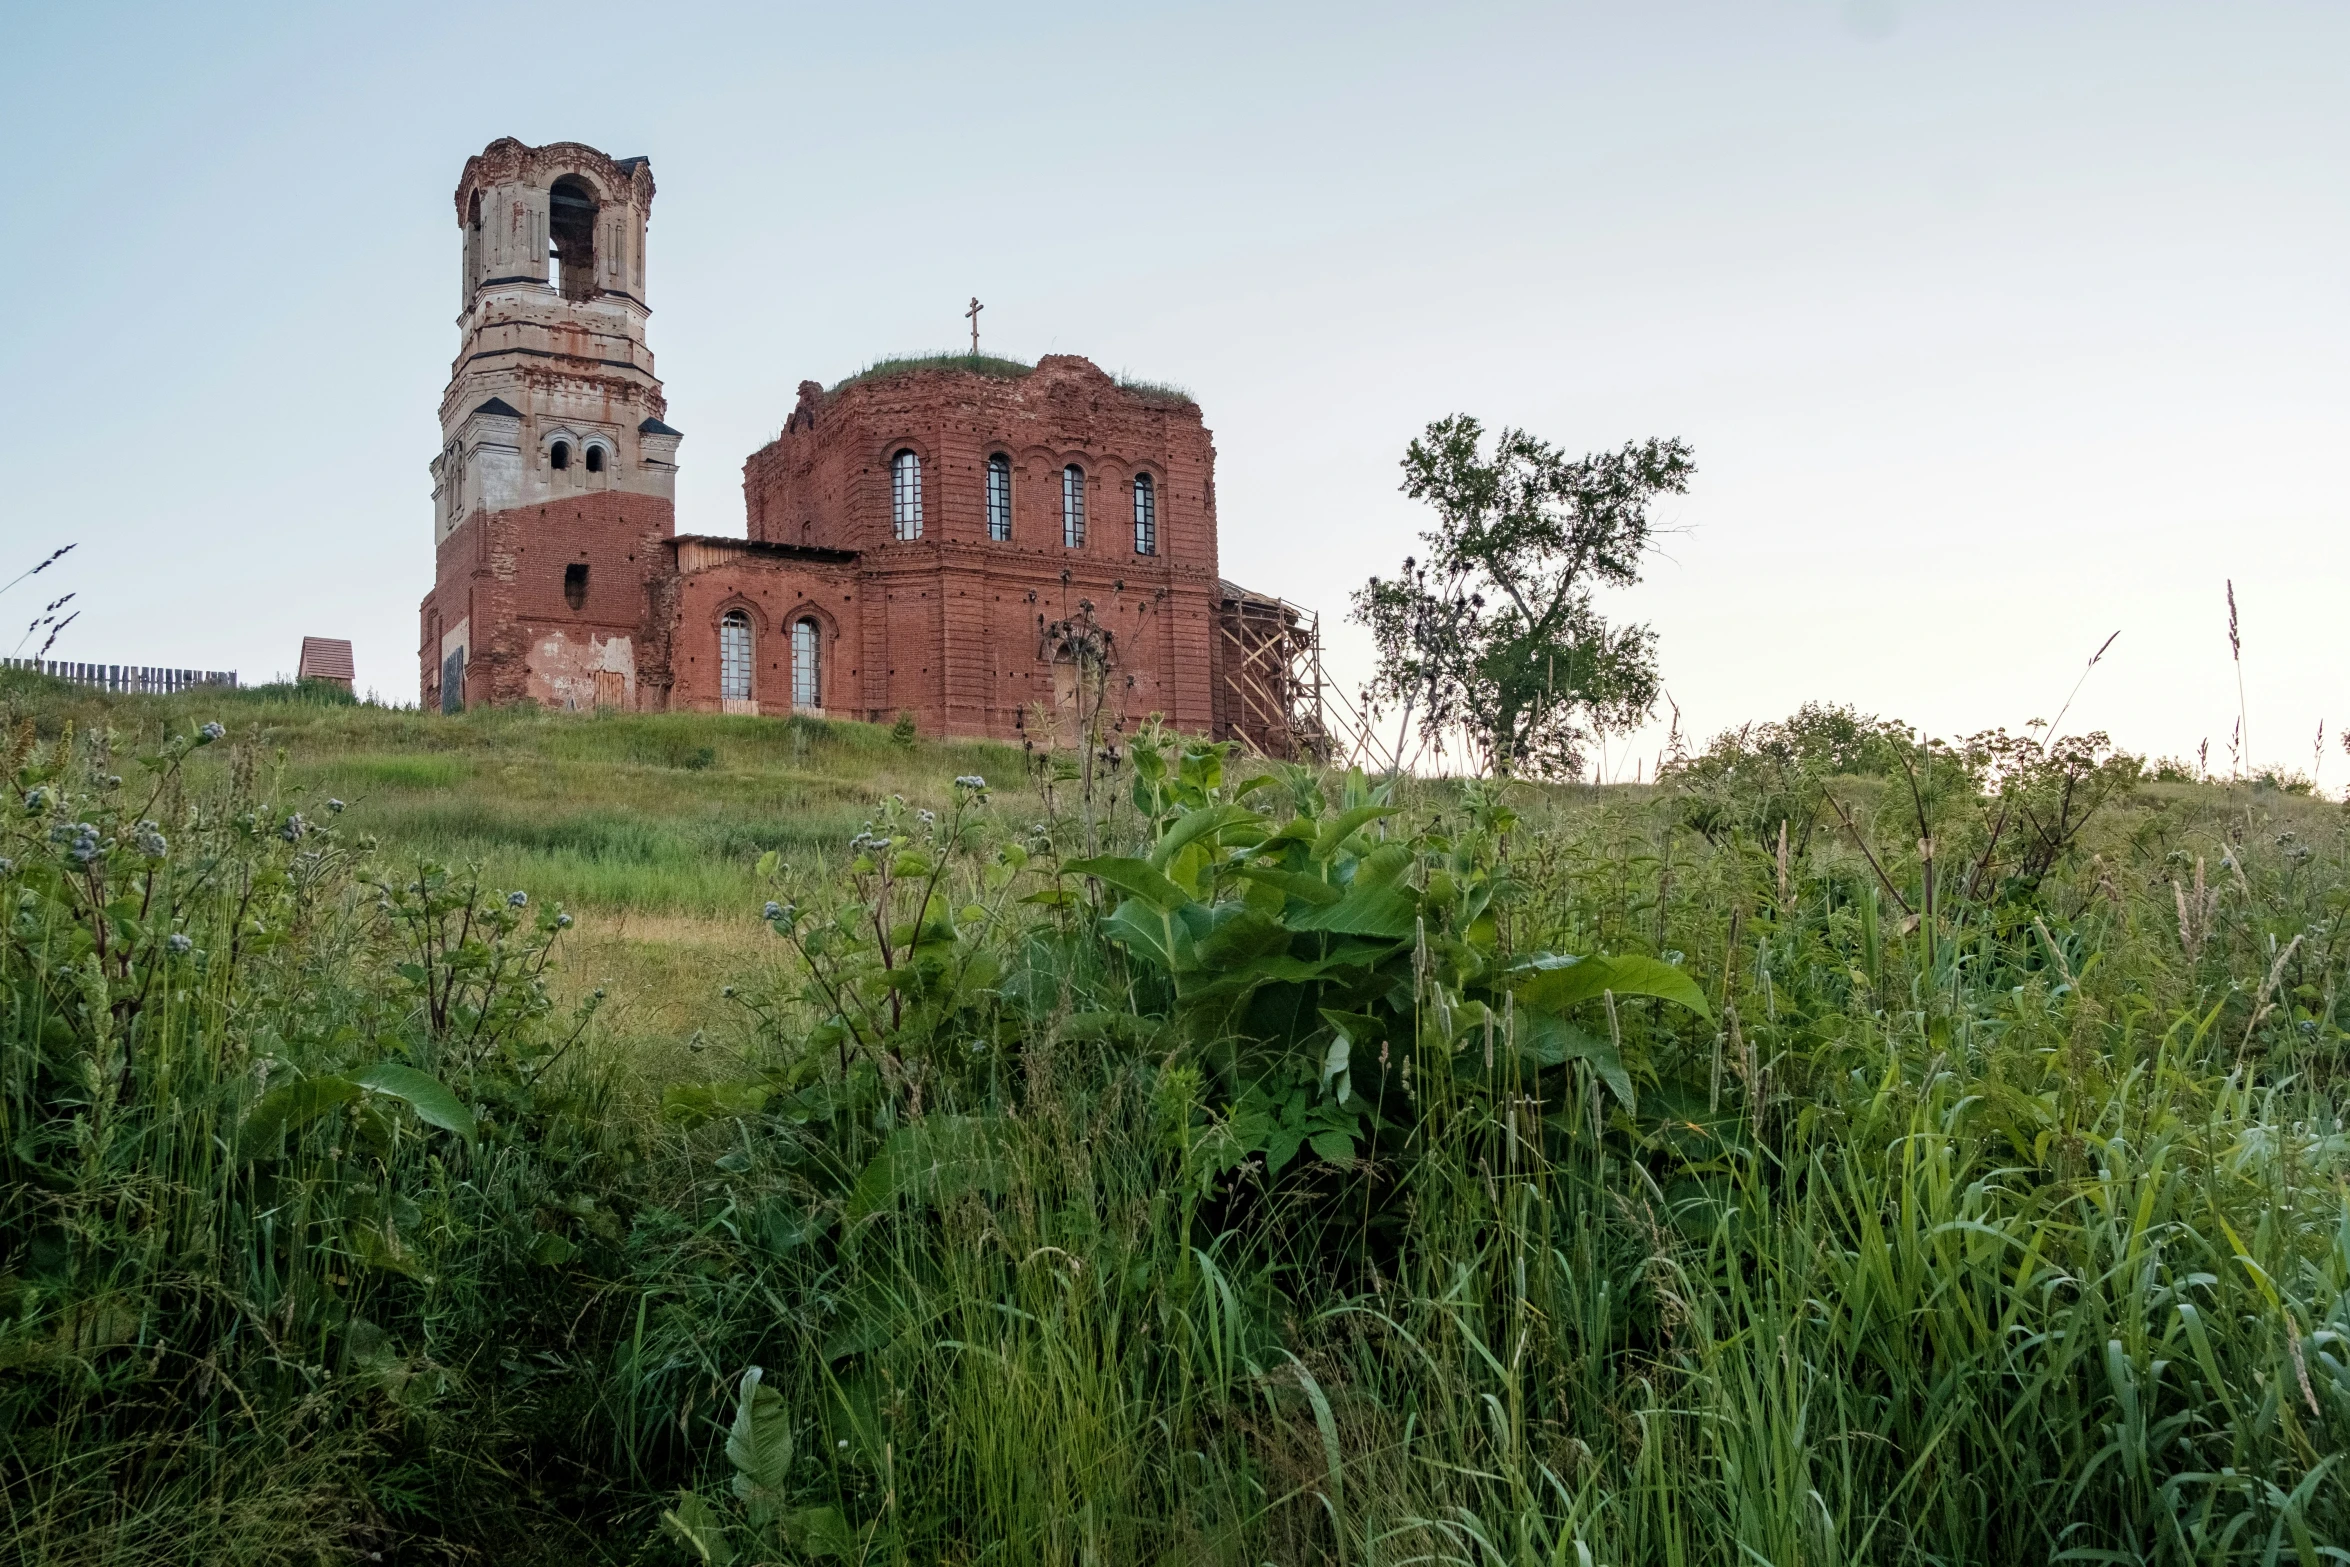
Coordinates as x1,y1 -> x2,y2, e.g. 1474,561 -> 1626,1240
420,139 -> 1283,751
731,356 -> 1220,738
418,139 -> 679,714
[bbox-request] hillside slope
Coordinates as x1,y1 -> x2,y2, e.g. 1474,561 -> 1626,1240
5,668 -> 2345,1566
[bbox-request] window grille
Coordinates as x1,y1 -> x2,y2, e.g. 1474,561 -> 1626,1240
720,610 -> 753,701
792,619 -> 821,710
1133,473 -> 1157,556
986,454 -> 1013,541
891,449 -> 923,540
1063,464 -> 1086,548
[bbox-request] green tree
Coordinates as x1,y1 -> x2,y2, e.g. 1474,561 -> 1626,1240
1352,416 -> 1693,778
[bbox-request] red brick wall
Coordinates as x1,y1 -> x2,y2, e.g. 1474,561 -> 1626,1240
425,355 -> 1242,745
739,355 -> 1222,740
419,490 -> 673,711
657,552 -> 863,716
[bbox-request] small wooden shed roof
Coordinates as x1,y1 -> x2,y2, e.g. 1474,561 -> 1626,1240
297,637 -> 355,685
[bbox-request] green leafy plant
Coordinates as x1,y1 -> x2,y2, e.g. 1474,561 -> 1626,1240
662,1366 -> 859,1564
1074,735 -> 1711,1186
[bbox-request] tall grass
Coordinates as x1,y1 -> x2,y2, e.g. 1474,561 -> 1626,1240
2,672 -> 2344,1564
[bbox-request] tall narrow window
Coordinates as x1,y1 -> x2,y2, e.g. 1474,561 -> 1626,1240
1132,473 -> 1157,556
986,453 -> 1013,541
792,618 -> 821,710
550,440 -> 571,471
1062,464 -> 1086,548
720,611 -> 753,702
891,449 -> 923,540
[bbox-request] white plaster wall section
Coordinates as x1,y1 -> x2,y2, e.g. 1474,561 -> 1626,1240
638,425 -> 680,498
456,407 -> 523,525
528,630 -> 636,711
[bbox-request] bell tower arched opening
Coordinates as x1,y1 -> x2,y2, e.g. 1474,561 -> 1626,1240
549,175 -> 599,300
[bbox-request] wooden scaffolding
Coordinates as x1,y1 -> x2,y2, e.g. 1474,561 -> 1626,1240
1213,581 -> 1395,771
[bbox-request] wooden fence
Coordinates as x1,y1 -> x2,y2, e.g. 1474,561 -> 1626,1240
2,659 -> 238,694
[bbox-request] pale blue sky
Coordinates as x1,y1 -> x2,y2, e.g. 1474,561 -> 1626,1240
3,2 -> 2343,776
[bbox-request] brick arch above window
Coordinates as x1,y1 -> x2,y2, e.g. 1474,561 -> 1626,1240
709,594 -> 770,635
776,599 -> 839,640
868,434 -> 934,469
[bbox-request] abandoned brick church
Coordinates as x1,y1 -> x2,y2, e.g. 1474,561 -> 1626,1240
419,138 -> 1313,750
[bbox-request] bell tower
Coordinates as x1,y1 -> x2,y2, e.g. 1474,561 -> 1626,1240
419,138 -> 683,713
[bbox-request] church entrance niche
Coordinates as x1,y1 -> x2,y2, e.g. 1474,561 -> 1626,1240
549,176 -> 599,300
1041,599 -> 1121,734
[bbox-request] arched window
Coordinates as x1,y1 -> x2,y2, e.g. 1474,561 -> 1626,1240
549,175 -> 599,300
584,445 -> 605,474
1062,464 -> 1086,548
719,611 -> 753,702
891,449 -> 923,540
792,618 -> 822,711
550,440 -> 571,471
986,454 -> 1013,541
1132,472 -> 1157,556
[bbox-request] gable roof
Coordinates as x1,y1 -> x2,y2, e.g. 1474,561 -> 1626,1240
297,636 -> 355,683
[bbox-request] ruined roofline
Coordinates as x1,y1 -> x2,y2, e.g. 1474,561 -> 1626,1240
821,352 -> 1198,412
454,137 -> 655,223
826,353 -> 1036,395
1220,580 -> 1313,624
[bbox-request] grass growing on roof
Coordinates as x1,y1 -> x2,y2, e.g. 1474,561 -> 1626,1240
827,351 -> 1036,393
1114,371 -> 1196,407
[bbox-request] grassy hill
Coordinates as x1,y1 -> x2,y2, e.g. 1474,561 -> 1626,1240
3,670 -> 2346,1566
1,677 -> 1033,1064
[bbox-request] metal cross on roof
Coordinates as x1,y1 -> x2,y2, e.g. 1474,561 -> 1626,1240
967,296 -> 983,355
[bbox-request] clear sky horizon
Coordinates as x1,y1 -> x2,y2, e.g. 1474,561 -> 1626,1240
3,2 -> 2342,779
